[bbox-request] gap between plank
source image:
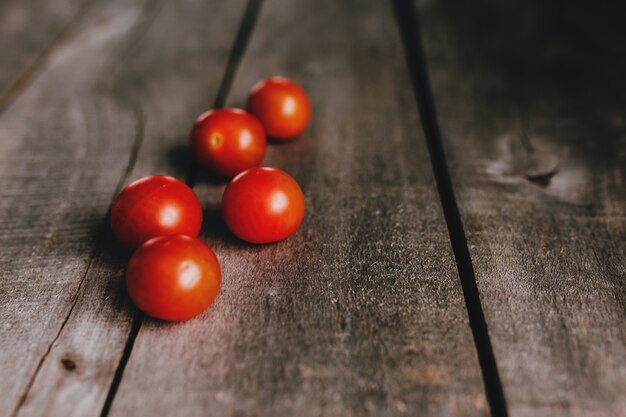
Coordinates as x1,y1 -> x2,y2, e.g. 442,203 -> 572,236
391,1 -> 510,416
98,1 -> 265,415
185,0 -> 265,188
95,102 -> 148,417
98,311 -> 144,417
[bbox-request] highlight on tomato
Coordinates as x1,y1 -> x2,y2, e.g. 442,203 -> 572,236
247,77 -> 311,140
189,108 -> 266,178
110,175 -> 202,250
222,167 -> 305,244
126,234 -> 221,321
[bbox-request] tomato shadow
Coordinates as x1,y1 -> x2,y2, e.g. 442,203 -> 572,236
167,142 -> 235,186
166,143 -> 194,180
200,204 -> 257,248
58,206 -> 136,319
96,217 -> 137,315
192,167 -> 230,186
267,137 -> 299,146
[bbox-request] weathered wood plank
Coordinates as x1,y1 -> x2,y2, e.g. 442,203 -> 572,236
108,0 -> 488,416
0,0 -> 92,108
416,0 -> 626,416
0,1 -> 148,414
4,1 -> 249,416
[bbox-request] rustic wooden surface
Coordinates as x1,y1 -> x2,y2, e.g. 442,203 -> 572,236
108,0 -> 486,415
416,0 -> 626,416
0,0 -> 247,416
0,0 -> 92,108
0,0 -> 624,416
0,0 -> 145,414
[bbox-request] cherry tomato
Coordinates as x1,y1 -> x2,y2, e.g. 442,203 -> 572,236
110,175 -> 202,250
222,167 -> 305,243
247,77 -> 311,140
189,108 -> 266,177
126,235 -> 221,321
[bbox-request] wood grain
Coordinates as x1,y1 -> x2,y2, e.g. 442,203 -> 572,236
416,0 -> 626,416
0,1 -> 147,414
0,0 -> 248,416
0,0 -> 93,109
108,0 -> 488,416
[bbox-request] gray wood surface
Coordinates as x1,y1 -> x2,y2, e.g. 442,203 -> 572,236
2,0 -> 623,415
0,0 -> 92,110
0,0 -> 247,416
417,0 -> 626,416
0,1 -> 145,414
108,0 -> 488,416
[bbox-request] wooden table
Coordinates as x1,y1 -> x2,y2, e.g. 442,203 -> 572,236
1,0 -> 624,416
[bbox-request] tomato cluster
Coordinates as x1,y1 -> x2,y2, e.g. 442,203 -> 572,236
109,77 -> 311,321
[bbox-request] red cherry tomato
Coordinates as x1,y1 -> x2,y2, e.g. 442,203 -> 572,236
110,175 -> 202,250
222,167 -> 305,243
189,108 -> 266,177
247,77 -> 311,140
126,235 -> 221,321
